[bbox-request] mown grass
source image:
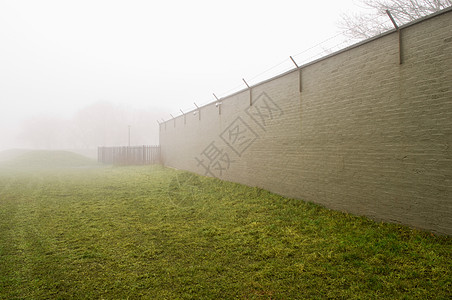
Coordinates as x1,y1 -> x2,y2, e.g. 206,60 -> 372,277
0,151 -> 451,299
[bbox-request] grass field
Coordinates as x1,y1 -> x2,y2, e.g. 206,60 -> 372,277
0,150 -> 451,299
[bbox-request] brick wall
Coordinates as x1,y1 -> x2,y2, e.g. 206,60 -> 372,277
160,8 -> 452,235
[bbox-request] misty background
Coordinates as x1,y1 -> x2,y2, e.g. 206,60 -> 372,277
0,0 -> 366,155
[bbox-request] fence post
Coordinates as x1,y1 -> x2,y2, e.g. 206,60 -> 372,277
97,145 -> 161,165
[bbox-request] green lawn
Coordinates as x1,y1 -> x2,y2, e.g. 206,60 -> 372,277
0,151 -> 451,299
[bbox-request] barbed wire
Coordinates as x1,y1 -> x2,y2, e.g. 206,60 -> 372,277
165,13 -> 399,121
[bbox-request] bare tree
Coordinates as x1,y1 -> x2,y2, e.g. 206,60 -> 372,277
340,0 -> 452,40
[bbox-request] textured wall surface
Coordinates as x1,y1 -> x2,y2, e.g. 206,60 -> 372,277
160,9 -> 452,235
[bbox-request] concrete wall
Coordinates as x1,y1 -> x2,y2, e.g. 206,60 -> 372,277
160,9 -> 452,235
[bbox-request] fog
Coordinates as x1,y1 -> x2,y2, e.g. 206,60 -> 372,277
18,101 -> 163,146
0,0 -> 363,153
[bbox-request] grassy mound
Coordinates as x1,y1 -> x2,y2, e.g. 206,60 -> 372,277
0,149 -> 31,162
0,149 -> 98,171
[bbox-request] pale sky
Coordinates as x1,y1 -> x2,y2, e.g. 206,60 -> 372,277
0,0 -> 364,150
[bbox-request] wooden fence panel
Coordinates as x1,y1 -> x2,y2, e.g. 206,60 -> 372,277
98,145 -> 160,165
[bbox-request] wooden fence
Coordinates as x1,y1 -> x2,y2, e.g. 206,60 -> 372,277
98,146 -> 161,165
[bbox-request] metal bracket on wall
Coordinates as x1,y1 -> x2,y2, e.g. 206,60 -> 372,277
170,114 -> 176,127
242,78 -> 252,106
194,102 -> 201,120
180,109 -> 186,125
290,56 -> 302,92
386,10 -> 403,65
213,93 -> 222,115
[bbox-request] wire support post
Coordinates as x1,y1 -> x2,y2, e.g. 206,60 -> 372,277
170,114 -> 176,127
213,93 -> 222,115
242,78 -> 252,106
180,109 -> 186,124
386,10 -> 399,30
290,56 -> 302,92
289,56 -> 299,68
386,10 -> 402,65
194,102 -> 201,120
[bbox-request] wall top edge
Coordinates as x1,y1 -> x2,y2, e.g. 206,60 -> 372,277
160,6 -> 452,125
